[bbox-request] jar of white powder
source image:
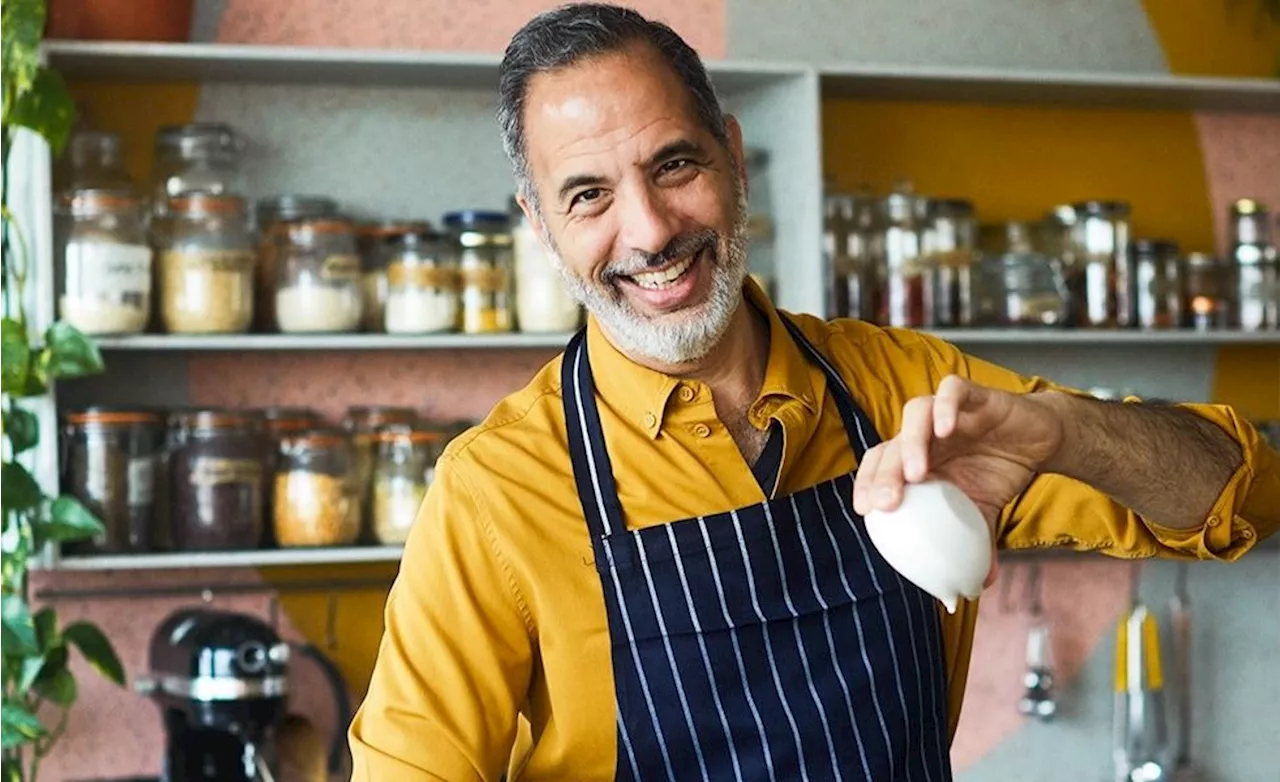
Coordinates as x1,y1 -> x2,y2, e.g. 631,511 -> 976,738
274,217 -> 364,333
384,230 -> 459,334
56,188 -> 153,336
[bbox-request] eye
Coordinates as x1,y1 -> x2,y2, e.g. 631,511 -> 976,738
658,159 -> 691,175
569,188 -> 603,210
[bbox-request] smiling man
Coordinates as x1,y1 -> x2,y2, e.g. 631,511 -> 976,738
348,5 -> 1279,781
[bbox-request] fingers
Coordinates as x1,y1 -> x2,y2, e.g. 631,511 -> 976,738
852,441 -> 886,516
933,374 -> 968,438
899,395 -> 934,483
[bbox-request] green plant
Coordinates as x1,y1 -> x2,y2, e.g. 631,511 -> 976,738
2,1 -> 125,780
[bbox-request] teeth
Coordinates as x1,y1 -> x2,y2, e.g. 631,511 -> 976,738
632,255 -> 695,289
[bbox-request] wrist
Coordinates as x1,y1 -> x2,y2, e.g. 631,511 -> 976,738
1026,390 -> 1080,476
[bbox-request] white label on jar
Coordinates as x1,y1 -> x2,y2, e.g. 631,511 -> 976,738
64,243 -> 152,306
128,456 -> 155,506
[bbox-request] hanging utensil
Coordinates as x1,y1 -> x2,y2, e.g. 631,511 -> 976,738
1112,562 -> 1170,782
1169,561 -> 1197,781
1017,561 -> 1056,721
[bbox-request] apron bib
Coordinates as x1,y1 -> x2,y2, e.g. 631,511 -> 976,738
561,318 -> 953,782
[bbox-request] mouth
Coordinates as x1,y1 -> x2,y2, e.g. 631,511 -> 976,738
627,253 -> 698,290
616,247 -> 709,312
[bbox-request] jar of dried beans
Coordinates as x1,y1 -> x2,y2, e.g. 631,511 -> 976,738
273,428 -> 361,548
445,210 -> 514,334
157,194 -> 255,334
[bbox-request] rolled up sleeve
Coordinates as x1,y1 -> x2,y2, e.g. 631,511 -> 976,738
349,455 -> 535,781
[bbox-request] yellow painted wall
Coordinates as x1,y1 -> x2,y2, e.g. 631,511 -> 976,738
67,83 -> 201,186
1141,0 -> 1280,77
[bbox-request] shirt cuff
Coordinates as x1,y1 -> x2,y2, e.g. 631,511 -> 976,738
1142,458 -> 1260,562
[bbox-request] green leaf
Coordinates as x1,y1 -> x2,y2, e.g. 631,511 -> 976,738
1,0 -> 46,96
0,594 -> 37,655
0,318 -> 30,395
42,496 -> 104,543
34,666 -> 76,706
17,655 -> 44,693
32,607 -> 58,649
62,622 -> 124,686
0,462 -> 42,514
1,700 -> 46,749
42,321 -> 105,380
3,405 -> 39,454
6,68 -> 76,155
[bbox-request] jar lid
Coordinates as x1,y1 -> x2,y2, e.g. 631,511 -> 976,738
357,220 -> 433,239
171,193 -> 247,216
1045,205 -> 1077,226
280,427 -> 350,448
170,408 -> 265,431
68,130 -> 124,168
284,216 -> 355,238
256,195 -> 339,226
155,123 -> 245,157
58,187 -> 140,213
1072,200 -> 1131,217
445,210 -> 509,229
343,406 -> 418,431
1130,238 -> 1179,256
1184,252 -> 1219,268
928,199 -> 974,219
375,423 -> 443,445
66,407 -> 162,426
1231,198 -> 1268,216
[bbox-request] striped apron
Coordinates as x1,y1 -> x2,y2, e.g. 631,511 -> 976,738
561,317 -> 953,782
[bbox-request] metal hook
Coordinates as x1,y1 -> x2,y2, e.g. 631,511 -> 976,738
325,593 -> 339,651
1025,561 -> 1043,617
268,596 -> 280,633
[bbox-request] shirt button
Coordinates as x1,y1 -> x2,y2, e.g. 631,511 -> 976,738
643,412 -> 657,429
1206,515 -> 1220,528
1242,528 -> 1255,540
678,385 -> 696,403
692,423 -> 712,438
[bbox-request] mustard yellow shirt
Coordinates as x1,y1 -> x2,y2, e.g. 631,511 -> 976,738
349,282 -> 1278,781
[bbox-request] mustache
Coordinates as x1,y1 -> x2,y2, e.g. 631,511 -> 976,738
601,228 -> 718,283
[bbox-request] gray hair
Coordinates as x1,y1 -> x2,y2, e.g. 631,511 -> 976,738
497,3 -> 728,214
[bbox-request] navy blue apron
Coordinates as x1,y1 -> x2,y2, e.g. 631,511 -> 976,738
561,317 -> 953,781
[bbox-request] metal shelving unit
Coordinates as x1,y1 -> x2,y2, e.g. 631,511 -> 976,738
50,545 -> 405,571
92,332 -> 576,351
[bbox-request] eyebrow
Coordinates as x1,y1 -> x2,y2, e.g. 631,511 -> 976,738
554,138 -> 711,205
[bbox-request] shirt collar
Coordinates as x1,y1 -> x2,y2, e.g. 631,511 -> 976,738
585,277 -> 818,440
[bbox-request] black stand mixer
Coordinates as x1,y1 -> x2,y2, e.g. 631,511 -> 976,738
137,607 -> 351,782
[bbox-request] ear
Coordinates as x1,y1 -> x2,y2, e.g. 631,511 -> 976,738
723,113 -> 747,196
515,191 -> 557,256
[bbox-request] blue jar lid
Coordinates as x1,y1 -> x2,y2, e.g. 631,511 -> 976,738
443,210 -> 509,230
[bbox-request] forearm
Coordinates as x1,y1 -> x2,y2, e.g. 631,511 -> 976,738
1032,392 -> 1243,529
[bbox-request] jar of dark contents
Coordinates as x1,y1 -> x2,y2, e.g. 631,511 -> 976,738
254,195 -> 339,332
1069,200 -> 1132,328
274,428 -> 361,547
56,188 -> 153,335
877,186 -> 929,328
972,222 -> 1068,328
342,406 -> 419,542
923,198 -> 976,328
1227,198 -> 1277,331
168,409 -> 267,551
371,425 -> 443,545
1183,252 -> 1230,331
150,123 -> 246,216
445,211 -> 514,333
260,406 -> 325,546
60,409 -> 165,555
275,217 -> 364,333
385,229 -> 459,334
356,221 -> 431,333
1131,239 -> 1182,330
157,194 -> 255,333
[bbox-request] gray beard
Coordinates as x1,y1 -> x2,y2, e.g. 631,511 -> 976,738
546,186 -> 751,366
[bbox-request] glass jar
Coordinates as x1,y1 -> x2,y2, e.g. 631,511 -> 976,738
60,408 -> 165,555
384,230 -> 459,334
878,186 -> 928,328
825,192 -> 881,322
254,195 -> 339,332
1131,239 -> 1182,330
55,188 -> 153,336
973,222 -> 1069,328
168,409 -> 267,551
511,200 -> 581,333
151,123 -> 247,216
260,406 -> 325,546
342,406 -> 419,541
273,217 -> 364,333
1228,198 -> 1277,331
445,211 -> 514,334
274,428 -> 361,548
56,130 -> 133,195
1070,200 -> 1132,328
157,194 -> 255,334
371,424 -> 443,545
923,198 -> 976,328
744,149 -> 776,299
355,221 -> 432,333
1183,252 -> 1230,331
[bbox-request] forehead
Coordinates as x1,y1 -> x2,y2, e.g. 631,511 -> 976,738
521,44 -> 706,175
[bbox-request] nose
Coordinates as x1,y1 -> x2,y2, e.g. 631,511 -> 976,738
616,180 -> 681,259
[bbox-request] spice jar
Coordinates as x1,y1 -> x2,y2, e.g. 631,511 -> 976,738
150,123 -> 247,216
157,194 -> 255,334
1183,252 -> 1229,331
384,230 -> 459,334
56,188 -> 153,336
273,217 -> 364,333
923,198 -> 976,328
60,409 -> 165,555
356,221 -> 431,333
1069,200 -> 1132,328
56,130 -> 133,195
1227,198 -> 1277,331
511,201 -> 581,333
445,211 -> 514,333
972,222 -> 1069,328
1131,239 -> 1182,330
260,407 -> 325,546
254,195 -> 339,332
371,424 -> 443,545
877,186 -> 929,328
274,428 -> 361,548
168,409 -> 267,551
342,406 -> 419,542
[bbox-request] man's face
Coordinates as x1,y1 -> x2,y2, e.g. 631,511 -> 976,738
518,44 -> 750,366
